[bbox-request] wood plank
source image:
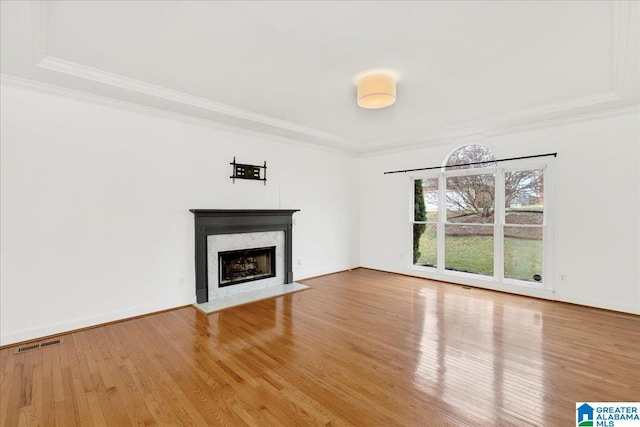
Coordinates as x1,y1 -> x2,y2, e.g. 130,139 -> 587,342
1,269 -> 639,426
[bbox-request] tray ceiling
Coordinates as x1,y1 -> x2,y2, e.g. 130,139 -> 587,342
1,1 -> 638,153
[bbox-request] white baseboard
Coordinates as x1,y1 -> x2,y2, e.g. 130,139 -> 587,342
361,265 -> 639,315
295,264 -> 359,281
0,297 -> 195,347
554,296 -> 639,315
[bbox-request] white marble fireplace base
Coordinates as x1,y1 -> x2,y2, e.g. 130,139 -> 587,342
193,282 -> 309,314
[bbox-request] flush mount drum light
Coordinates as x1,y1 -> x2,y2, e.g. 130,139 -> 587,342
355,70 -> 399,109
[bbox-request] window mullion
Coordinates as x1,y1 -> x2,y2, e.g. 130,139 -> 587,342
495,169 -> 505,281
437,172 -> 446,273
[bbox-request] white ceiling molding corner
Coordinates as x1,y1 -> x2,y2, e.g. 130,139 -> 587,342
612,0 -> 631,93
30,0 -> 48,63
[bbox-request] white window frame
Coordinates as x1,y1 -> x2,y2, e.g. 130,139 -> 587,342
409,158 -> 554,294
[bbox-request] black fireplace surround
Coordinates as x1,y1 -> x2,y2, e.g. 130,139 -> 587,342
190,209 -> 299,303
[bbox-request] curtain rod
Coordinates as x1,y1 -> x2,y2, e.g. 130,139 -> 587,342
383,152 -> 557,175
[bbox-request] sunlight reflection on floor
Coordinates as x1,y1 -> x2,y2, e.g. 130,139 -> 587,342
413,287 -> 543,425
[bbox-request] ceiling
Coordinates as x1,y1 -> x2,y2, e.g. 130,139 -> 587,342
1,1 -> 638,154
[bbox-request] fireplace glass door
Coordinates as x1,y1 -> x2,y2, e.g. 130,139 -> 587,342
218,246 -> 276,287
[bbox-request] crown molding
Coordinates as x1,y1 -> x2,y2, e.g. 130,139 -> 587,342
0,74 -> 361,157
3,73 -> 637,160
364,91 -> 621,150
35,55 -> 361,149
483,104 -> 639,137
486,91 -> 621,123
359,137 -> 454,158
361,104 -> 639,157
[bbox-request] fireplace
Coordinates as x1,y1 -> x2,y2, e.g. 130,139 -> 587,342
190,209 -> 299,303
219,246 -> 276,287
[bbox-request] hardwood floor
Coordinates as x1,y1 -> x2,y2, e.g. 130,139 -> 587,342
1,269 -> 639,426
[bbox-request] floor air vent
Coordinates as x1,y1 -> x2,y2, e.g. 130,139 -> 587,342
15,338 -> 63,354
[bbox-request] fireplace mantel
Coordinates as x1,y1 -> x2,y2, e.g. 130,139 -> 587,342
190,209 -> 300,303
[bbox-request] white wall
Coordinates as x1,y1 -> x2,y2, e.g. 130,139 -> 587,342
360,110 -> 640,314
0,84 -> 360,345
2,83 -> 637,347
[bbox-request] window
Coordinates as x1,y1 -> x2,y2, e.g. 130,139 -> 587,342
411,145 -> 551,289
503,169 -> 544,282
413,177 -> 438,267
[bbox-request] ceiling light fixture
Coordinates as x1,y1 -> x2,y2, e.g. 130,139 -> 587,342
355,70 -> 398,109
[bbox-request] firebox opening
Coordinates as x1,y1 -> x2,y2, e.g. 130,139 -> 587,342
218,246 -> 276,287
